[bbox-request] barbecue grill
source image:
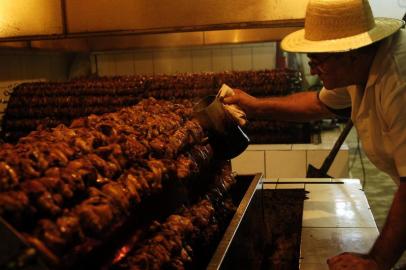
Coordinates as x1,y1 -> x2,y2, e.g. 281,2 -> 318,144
0,172 -> 314,270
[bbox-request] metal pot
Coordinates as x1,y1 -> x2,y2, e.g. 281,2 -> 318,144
193,95 -> 249,160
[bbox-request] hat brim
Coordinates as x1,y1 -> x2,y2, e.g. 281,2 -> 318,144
281,18 -> 405,53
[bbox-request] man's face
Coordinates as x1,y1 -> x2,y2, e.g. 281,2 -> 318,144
307,52 -> 354,89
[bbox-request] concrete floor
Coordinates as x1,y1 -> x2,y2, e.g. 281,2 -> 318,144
345,128 -> 406,268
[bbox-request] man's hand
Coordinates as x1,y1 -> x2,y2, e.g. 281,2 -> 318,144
327,252 -> 379,270
221,89 -> 259,118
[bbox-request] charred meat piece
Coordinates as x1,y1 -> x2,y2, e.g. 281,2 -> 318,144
121,136 -> 149,161
149,137 -> 166,156
184,120 -> 204,143
87,153 -> 120,179
117,172 -> 144,204
56,214 -> 84,245
60,168 -> 86,195
71,137 -> 93,154
124,215 -> 193,270
95,143 -> 127,170
0,161 -> 19,190
45,146 -> 69,167
190,144 -> 213,169
96,123 -> 117,137
44,168 -> 74,200
21,180 -> 62,216
36,192 -> 62,216
34,219 -> 67,252
101,182 -> 131,213
144,159 -> 166,191
65,158 -> 98,187
0,191 -> 32,225
176,154 -> 198,181
24,145 -> 50,172
127,167 -> 150,194
19,158 -> 41,178
74,188 -> 117,235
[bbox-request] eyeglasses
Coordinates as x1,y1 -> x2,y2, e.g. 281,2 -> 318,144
307,53 -> 340,72
308,53 -> 337,66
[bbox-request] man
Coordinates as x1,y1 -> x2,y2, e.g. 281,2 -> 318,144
223,0 -> 405,269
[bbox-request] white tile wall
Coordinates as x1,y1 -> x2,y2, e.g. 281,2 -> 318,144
232,46 -> 252,71
134,51 -> 154,75
212,47 -> 232,72
247,144 -> 292,151
191,49 -> 212,72
230,150 -> 265,175
20,53 -> 34,79
0,51 -> 68,82
307,150 -> 349,178
97,54 -> 116,76
49,54 -> 70,80
231,129 -> 350,179
115,53 -> 134,75
0,55 -> 14,79
252,43 -> 276,70
30,54 -> 52,79
232,145 -> 349,179
152,50 -> 174,75
175,50 -> 193,73
93,42 -> 277,75
266,150 -> 307,178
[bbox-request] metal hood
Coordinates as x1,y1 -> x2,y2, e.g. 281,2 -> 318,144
0,0 -> 307,51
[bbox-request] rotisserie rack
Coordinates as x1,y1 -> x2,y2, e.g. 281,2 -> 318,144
0,98 -> 253,270
1,69 -> 317,145
0,69 -> 310,269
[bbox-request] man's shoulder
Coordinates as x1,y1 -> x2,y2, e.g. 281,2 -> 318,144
379,29 -> 406,82
392,29 -> 406,51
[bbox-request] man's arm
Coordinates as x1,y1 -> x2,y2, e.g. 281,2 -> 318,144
222,89 -> 335,122
368,179 -> 406,269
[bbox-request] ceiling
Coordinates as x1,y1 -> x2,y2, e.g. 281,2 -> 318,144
0,0 -> 307,52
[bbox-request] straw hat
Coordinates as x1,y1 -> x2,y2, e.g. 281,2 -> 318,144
281,0 -> 405,53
